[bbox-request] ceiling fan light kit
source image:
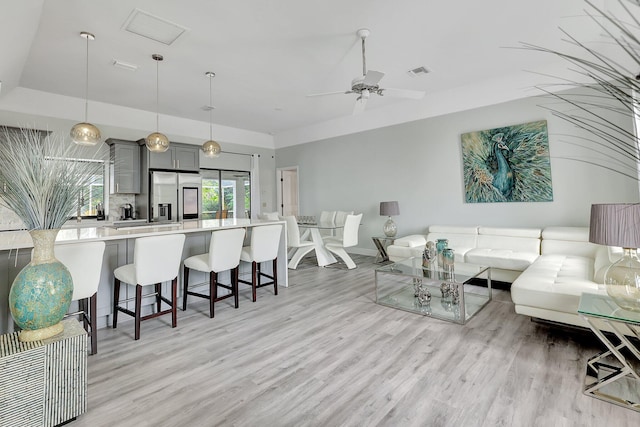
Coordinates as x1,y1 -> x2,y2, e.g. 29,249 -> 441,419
307,28 -> 425,115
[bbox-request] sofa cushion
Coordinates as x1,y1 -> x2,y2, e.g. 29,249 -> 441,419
478,226 -> 541,238
465,248 -> 539,271
428,225 -> 478,235
511,254 -> 603,314
393,234 -> 426,248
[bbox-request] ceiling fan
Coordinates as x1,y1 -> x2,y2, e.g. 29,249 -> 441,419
307,28 -> 426,115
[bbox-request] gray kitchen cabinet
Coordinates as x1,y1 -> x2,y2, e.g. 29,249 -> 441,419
142,141 -> 200,172
107,139 -> 141,194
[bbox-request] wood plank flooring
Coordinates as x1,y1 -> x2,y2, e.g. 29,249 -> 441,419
74,256 -> 639,427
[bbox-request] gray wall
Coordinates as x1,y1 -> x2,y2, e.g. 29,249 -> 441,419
276,90 -> 640,255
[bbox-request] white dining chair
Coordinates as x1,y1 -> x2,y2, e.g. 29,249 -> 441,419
331,210 -> 353,240
319,210 -> 337,237
283,216 -> 315,269
113,234 -> 186,340
183,228 -> 246,318
239,224 -> 283,302
55,241 -> 106,355
325,213 -> 363,269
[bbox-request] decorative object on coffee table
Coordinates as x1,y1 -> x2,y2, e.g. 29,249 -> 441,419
379,201 -> 399,237
0,127 -> 103,341
589,203 -> 640,312
436,238 -> 448,267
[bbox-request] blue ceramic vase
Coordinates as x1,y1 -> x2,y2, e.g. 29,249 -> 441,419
9,229 -> 73,342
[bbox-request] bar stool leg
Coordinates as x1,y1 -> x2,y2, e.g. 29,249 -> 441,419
209,271 -> 217,318
171,277 -> 177,328
113,279 -> 120,328
233,267 -> 239,309
155,283 -> 162,313
251,261 -> 258,302
135,284 -> 142,340
90,293 -> 97,355
183,265 -> 190,311
273,258 -> 278,296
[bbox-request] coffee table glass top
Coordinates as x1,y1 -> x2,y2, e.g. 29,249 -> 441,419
578,292 -> 640,326
375,257 -> 491,324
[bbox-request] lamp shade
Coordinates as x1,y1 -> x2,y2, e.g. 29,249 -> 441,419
380,201 -> 399,217
589,203 -> 640,248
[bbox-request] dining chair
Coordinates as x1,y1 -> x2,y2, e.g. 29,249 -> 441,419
258,212 -> 280,220
325,213 -> 363,269
113,234 -> 186,340
183,228 -> 246,318
239,224 -> 283,301
319,210 -> 337,237
215,210 -> 228,219
55,241 -> 106,355
282,216 -> 315,269
332,210 -> 354,240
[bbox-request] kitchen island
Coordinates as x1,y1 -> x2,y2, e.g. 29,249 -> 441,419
0,219 -> 287,334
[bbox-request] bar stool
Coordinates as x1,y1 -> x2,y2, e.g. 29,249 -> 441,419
182,228 -> 246,318
239,224 -> 283,302
55,241 -> 106,355
112,234 -> 185,340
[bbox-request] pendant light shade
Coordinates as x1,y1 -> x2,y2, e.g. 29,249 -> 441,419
202,71 -> 221,158
70,31 -> 101,146
145,54 -> 170,153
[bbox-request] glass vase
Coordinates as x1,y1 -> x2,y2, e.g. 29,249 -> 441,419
436,239 -> 448,268
9,229 -> 73,342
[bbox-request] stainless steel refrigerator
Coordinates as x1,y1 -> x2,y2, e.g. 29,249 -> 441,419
148,171 -> 202,222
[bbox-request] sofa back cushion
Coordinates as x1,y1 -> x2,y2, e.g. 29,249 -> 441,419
426,225 -> 478,256
476,226 -> 541,253
541,227 -> 601,258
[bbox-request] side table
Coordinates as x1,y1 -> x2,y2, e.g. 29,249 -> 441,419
577,292 -> 640,412
0,318 -> 87,426
372,236 -> 395,263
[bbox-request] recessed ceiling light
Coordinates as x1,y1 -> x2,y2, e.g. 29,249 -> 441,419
407,66 -> 430,77
122,8 -> 188,45
112,60 -> 138,71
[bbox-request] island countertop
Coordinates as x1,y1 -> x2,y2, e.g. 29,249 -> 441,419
0,218 -> 282,251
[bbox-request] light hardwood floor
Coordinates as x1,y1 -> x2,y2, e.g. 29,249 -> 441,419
74,255 -> 639,427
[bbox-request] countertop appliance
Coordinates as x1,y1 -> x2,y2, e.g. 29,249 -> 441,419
148,171 -> 202,222
121,203 -> 133,220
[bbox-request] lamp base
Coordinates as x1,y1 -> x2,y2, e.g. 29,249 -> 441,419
605,248 -> 640,312
383,217 -> 397,237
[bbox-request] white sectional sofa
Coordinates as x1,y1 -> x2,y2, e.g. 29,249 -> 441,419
386,225 -> 616,328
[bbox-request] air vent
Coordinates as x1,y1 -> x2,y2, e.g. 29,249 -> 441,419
122,9 -> 188,45
112,60 -> 138,72
407,66 -> 430,77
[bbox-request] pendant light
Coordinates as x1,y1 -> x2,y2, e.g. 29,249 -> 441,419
70,31 -> 101,146
145,54 -> 170,153
202,71 -> 221,157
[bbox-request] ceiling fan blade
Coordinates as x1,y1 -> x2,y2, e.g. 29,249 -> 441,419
363,70 -> 385,86
379,87 -> 425,99
306,90 -> 350,97
353,96 -> 368,115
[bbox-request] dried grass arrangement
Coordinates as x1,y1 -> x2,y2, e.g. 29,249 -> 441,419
0,127 -> 104,230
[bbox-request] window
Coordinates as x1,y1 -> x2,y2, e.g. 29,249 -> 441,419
201,169 -> 250,219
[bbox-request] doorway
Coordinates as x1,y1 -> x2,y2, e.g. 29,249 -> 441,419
276,166 -> 299,217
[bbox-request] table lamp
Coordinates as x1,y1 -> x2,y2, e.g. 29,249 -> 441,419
380,201 -> 400,237
589,203 -> 640,312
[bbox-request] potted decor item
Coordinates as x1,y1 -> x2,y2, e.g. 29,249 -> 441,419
0,127 -> 103,341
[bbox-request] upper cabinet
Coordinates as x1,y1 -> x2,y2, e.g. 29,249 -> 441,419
106,139 -> 141,194
139,141 -> 200,172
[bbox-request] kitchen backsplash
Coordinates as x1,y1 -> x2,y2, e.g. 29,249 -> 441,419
109,193 -> 137,220
0,202 -> 26,231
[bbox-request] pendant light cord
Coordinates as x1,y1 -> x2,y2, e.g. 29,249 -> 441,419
84,34 -> 89,121
156,58 -> 160,132
209,74 -> 213,140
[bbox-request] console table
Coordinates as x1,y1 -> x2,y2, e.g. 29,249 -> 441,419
0,318 -> 87,426
578,292 -> 640,412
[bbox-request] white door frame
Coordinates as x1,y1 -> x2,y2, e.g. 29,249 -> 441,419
276,166 -> 299,216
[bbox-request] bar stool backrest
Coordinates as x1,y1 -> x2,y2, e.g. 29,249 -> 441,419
249,224 -> 283,263
134,234 -> 186,286
209,228 -> 246,272
55,241 -> 106,301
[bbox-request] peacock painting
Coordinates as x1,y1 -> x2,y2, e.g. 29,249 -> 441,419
461,120 -> 553,203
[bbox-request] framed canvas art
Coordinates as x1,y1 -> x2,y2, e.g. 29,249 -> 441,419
461,120 -> 553,203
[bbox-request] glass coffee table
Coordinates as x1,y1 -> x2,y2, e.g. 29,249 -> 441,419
375,257 -> 492,324
578,292 -> 640,412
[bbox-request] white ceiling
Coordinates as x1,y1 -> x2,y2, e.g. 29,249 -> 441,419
0,0 -> 609,143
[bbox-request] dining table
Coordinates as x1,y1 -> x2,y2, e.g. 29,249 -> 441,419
297,221 -> 344,267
